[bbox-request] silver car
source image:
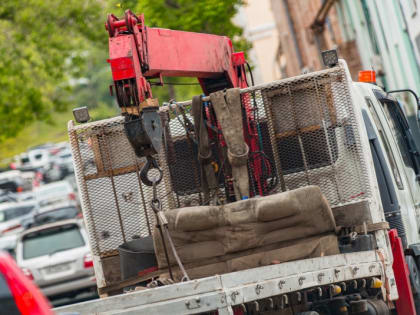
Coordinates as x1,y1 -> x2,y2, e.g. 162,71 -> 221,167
0,201 -> 38,236
16,219 -> 96,298
34,181 -> 78,210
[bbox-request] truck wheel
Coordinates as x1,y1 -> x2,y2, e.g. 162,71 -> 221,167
406,255 -> 420,313
406,255 -> 420,295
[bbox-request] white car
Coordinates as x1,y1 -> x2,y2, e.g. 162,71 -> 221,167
34,181 -> 78,210
16,219 -> 96,298
0,201 -> 39,236
18,148 -> 53,171
54,148 -> 74,174
0,170 -> 27,193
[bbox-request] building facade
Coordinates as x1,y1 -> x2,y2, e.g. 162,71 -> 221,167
237,0 -> 420,94
269,0 -> 362,80
337,0 -> 420,92
234,0 -> 282,84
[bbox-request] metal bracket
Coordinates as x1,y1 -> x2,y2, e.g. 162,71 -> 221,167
142,107 -> 163,153
185,297 -> 201,310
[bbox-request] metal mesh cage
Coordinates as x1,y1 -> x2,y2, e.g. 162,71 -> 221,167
240,63 -> 371,206
69,61 -> 371,258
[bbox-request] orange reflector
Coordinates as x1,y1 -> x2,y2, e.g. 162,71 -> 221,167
359,70 -> 376,83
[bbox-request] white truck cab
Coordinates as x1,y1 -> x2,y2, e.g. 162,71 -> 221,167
353,81 -> 420,247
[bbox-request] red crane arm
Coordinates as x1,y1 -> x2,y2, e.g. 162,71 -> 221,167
106,10 -> 247,106
105,10 -> 269,198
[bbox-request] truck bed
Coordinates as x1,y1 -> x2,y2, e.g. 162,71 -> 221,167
54,250 -> 391,314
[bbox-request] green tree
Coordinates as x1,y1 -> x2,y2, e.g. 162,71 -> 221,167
0,0 -> 106,141
0,0 -> 249,143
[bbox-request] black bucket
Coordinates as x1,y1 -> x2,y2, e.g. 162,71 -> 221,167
118,236 -> 157,280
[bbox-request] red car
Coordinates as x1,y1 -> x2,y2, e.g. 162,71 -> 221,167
0,251 -> 52,315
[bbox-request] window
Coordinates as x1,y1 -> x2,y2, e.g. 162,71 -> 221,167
374,91 -> 420,178
366,97 -> 404,189
0,206 -> 35,223
34,207 -> 79,224
362,109 -> 399,213
23,224 -> 85,259
383,101 -> 420,175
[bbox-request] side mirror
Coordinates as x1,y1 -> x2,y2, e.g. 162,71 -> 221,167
387,89 -> 420,122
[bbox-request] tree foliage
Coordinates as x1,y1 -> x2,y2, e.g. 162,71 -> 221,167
0,0 -> 105,140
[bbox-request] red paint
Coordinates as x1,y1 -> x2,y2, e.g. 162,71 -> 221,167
106,10 -> 246,101
106,10 -> 270,196
138,266 -> 158,277
0,252 -> 52,315
389,229 -> 416,315
109,57 -> 136,81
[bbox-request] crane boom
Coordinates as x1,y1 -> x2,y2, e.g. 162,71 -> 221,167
106,10 -> 247,106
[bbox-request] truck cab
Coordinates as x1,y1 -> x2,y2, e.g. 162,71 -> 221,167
352,80 -> 420,311
353,81 -> 420,247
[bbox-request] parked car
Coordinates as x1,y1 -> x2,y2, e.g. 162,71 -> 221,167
16,219 -> 96,299
0,251 -> 52,315
0,170 -> 27,193
0,234 -> 19,258
0,189 -> 18,203
54,148 -> 74,176
17,149 -> 53,171
0,189 -> 35,204
19,171 -> 36,191
25,204 -> 81,228
0,201 -> 39,236
34,181 -> 78,210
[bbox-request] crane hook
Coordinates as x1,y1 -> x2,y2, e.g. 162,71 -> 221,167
140,156 -> 163,186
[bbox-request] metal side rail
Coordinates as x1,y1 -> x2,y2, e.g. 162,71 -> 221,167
54,251 -> 390,315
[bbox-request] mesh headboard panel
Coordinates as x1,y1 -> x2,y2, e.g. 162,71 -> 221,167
69,62 -> 371,258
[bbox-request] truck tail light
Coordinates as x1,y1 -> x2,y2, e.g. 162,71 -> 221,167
68,192 -> 76,200
16,186 -> 23,193
21,268 -> 34,281
84,254 -> 93,268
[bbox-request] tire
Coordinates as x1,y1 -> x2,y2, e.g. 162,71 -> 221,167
406,255 -> 420,314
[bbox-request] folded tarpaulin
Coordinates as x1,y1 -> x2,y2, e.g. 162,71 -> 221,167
153,185 -> 338,280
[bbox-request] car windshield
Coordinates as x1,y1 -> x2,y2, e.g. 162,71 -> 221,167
0,205 -> 35,223
22,224 -> 85,259
34,207 -> 79,224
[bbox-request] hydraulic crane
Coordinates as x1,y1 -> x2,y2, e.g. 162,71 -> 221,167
105,10 -> 274,199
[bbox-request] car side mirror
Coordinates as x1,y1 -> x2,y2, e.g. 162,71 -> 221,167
387,89 -> 420,123
417,101 -> 420,122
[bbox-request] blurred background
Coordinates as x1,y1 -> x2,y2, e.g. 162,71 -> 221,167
0,0 -> 419,307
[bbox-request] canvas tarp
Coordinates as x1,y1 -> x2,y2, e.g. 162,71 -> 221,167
153,185 -> 339,280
